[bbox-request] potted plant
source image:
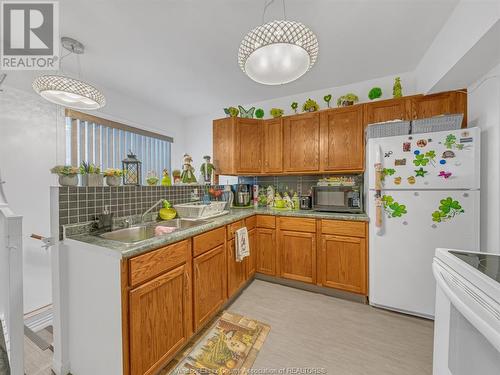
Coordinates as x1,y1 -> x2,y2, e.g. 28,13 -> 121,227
393,77 -> 403,98
79,161 -> 103,187
368,87 -> 382,100
337,93 -> 359,107
172,169 -> 182,184
302,98 -> 319,112
50,165 -> 79,186
255,108 -> 265,119
270,108 -> 284,118
228,106 -> 239,117
146,171 -> 159,186
103,168 -> 123,186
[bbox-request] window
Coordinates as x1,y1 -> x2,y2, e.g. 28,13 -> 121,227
64,109 -> 172,182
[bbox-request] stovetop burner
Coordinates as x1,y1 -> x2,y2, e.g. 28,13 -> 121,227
450,251 -> 500,283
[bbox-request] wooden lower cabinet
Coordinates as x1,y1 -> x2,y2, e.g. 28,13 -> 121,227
255,228 -> 276,275
129,263 -> 192,375
320,234 -> 367,295
278,230 -> 316,284
193,244 -> 227,331
227,239 -> 247,298
247,228 -> 257,277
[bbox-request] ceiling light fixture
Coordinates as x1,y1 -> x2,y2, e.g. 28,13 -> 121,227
238,0 -> 318,85
32,37 -> 106,110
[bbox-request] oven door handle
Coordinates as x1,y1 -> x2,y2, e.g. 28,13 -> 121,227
432,261 -> 500,352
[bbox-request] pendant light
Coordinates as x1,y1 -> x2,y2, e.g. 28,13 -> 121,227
32,37 -> 106,110
238,0 -> 319,85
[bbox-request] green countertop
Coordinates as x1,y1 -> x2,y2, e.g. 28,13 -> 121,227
65,208 -> 369,258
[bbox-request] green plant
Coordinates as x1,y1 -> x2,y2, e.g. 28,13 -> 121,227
146,171 -> 159,186
381,195 -> 407,218
228,106 -> 239,117
79,162 -> 101,175
255,108 -> 265,118
337,93 -> 359,106
50,165 -> 79,176
323,94 -> 332,108
103,168 -> 124,177
393,77 -> 402,98
368,87 -> 382,100
432,197 -> 464,223
302,98 -> 319,112
270,108 -> 284,118
291,102 -> 298,113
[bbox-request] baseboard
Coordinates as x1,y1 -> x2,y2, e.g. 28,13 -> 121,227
24,305 -> 53,332
254,273 -> 368,304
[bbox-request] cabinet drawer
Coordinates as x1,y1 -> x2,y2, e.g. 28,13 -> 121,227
321,220 -> 366,238
129,240 -> 190,287
279,217 -> 316,232
193,227 -> 225,257
227,220 -> 244,240
256,215 -> 276,229
245,215 -> 256,231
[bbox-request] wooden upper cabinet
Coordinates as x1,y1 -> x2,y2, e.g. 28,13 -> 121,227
410,91 -> 467,127
129,264 -> 191,375
263,118 -> 283,173
213,118 -> 235,175
193,245 -> 227,331
320,234 -> 367,295
235,118 -> 262,173
320,106 -> 364,172
283,112 -> 320,172
363,97 -> 411,126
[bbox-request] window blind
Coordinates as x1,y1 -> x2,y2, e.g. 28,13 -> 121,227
64,109 -> 172,182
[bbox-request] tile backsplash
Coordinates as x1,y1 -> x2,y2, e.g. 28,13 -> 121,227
58,185 -> 224,227
239,174 -> 363,196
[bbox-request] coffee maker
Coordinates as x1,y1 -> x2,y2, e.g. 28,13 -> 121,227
231,184 -> 253,207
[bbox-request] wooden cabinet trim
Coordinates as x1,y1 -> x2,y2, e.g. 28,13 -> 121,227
129,240 -> 190,287
263,118 -> 283,173
193,226 -> 225,257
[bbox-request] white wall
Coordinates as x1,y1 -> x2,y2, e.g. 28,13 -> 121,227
184,71 -> 416,165
0,83 -> 185,314
468,63 -> 500,253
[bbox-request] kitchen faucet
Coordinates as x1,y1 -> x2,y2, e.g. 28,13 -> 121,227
141,199 -> 164,223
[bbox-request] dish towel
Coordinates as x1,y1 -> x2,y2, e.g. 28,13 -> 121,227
235,227 -> 250,262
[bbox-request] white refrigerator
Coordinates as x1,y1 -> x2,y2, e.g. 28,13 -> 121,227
367,127 -> 480,319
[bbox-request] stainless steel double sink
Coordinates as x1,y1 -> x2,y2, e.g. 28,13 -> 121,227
98,218 -> 209,244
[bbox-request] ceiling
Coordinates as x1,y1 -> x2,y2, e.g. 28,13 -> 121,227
53,1 -> 458,117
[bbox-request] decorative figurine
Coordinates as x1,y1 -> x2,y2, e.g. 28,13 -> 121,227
172,169 -> 181,184
266,186 -> 275,207
270,108 -> 284,118
323,94 -> 332,108
122,151 -> 142,186
302,98 -> 320,112
255,108 -> 265,118
238,105 -> 255,118
180,154 -> 197,184
368,87 -> 382,100
291,102 -> 298,114
161,169 -> 172,186
146,171 -> 159,186
393,77 -> 403,98
200,155 -> 215,185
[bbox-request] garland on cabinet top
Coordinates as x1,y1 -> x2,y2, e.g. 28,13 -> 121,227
223,78 -> 403,119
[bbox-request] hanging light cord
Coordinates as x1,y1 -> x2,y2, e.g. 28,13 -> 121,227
262,0 -> 287,23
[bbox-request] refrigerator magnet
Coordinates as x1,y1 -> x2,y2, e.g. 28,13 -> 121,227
384,151 -> 393,158
415,168 -> 428,177
417,139 -> 428,147
407,176 -> 416,184
442,150 -> 455,159
438,171 -> 452,179
403,142 -> 411,152
395,158 -> 406,166
394,177 -> 402,185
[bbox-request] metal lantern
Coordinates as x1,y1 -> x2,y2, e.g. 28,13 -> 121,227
122,151 -> 142,186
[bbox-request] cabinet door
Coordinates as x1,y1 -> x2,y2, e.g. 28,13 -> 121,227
213,118 -> 235,175
263,118 -> 283,173
411,91 -> 467,127
279,230 -> 316,284
227,239 -> 247,298
247,228 -> 257,278
283,112 -> 320,172
256,228 -> 276,275
193,245 -> 227,331
235,118 -> 262,173
129,264 -> 191,375
320,106 -> 364,172
363,98 -> 411,126
321,234 -> 367,295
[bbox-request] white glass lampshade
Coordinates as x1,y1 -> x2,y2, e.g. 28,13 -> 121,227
32,75 -> 106,110
239,20 -> 318,85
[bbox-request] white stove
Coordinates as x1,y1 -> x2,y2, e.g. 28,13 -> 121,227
433,248 -> 500,375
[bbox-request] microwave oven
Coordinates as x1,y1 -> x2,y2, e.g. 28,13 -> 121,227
311,185 -> 363,213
